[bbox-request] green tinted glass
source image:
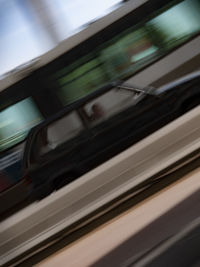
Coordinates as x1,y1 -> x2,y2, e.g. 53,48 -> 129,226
55,0 -> 200,106
0,98 -> 43,151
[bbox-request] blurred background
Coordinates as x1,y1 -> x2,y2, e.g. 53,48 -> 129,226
0,0 -> 122,75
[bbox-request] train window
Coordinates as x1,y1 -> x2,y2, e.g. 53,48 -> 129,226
100,28 -> 158,78
146,0 -> 200,50
0,98 -> 43,152
58,57 -> 109,104
55,0 -> 200,107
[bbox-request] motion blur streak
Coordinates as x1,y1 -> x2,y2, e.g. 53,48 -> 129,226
37,167 -> 200,267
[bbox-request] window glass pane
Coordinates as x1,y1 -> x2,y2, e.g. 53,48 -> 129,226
83,88 -> 140,126
54,0 -> 200,106
100,28 -> 158,79
146,0 -> 200,50
100,0 -> 200,79
0,98 -> 43,151
58,57 -> 109,104
35,112 -> 83,157
48,112 -> 83,145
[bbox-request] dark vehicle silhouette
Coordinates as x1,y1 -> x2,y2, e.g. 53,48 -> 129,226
0,142 -> 31,215
22,71 -> 200,199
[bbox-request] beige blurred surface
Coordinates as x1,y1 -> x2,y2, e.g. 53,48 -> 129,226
37,167 -> 200,267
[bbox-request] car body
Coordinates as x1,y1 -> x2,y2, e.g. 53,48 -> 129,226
22,71 -> 200,200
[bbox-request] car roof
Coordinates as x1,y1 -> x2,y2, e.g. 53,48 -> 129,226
156,70 -> 200,95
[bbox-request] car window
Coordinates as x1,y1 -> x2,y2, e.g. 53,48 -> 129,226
82,87 -> 141,125
32,111 -> 84,161
0,142 -> 25,192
